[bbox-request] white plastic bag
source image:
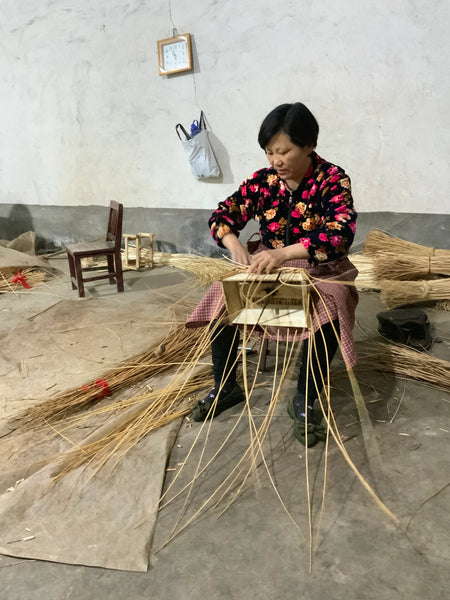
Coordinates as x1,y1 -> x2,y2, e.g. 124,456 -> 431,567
176,112 -> 221,179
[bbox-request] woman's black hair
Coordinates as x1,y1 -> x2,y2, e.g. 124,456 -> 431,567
258,102 -> 319,149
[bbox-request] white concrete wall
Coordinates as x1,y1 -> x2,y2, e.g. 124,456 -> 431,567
1,0 -> 449,213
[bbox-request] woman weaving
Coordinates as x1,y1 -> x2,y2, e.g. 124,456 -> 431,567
187,102 -> 358,447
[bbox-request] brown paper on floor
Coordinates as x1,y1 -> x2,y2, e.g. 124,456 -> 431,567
0,419 -> 180,572
0,245 -> 60,272
0,295 -> 194,419
2,231 -> 36,255
0,285 -> 202,571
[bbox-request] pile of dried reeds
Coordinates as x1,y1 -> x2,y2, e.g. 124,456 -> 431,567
0,267 -> 46,292
13,322 -> 207,429
34,284 -> 397,559
363,230 -> 450,258
359,342 -> 450,392
362,230 -> 450,308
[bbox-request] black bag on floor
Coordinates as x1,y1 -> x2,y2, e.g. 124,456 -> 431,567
376,308 -> 432,350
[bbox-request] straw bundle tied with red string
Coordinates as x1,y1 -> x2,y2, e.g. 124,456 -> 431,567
12,322 -> 208,429
0,267 -> 46,291
52,366 -> 214,482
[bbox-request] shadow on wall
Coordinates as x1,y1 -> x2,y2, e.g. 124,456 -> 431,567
208,131 -> 233,184
0,204 -> 34,240
0,204 -> 53,252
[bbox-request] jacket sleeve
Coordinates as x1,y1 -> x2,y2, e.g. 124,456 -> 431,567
298,167 -> 357,263
208,172 -> 261,248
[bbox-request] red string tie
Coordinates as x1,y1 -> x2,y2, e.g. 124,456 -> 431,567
12,271 -> 32,289
82,378 -> 111,400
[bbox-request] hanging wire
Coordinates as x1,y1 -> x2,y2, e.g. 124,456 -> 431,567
168,0 -> 200,109
192,72 -> 201,111
168,0 -> 177,36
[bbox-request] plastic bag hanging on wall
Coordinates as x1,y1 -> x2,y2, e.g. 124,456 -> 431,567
175,111 -> 221,179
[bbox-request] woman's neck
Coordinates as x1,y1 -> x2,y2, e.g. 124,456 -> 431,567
285,179 -> 299,192
285,155 -> 313,191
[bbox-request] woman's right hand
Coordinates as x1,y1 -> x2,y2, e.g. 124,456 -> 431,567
221,233 -> 252,266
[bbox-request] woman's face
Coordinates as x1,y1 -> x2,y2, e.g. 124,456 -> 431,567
265,132 -> 314,184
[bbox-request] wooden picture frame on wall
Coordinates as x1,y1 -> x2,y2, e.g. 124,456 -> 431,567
157,33 -> 192,76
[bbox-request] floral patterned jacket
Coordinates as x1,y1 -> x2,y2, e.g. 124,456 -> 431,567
209,151 -> 357,264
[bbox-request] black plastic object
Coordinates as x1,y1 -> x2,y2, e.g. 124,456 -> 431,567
376,308 -> 432,351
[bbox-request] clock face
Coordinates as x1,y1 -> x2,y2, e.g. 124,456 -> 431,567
158,33 -> 192,75
163,41 -> 188,70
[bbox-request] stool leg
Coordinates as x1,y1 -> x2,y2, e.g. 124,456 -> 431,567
124,237 -> 129,268
67,252 -> 77,290
149,234 -> 154,268
135,236 -> 141,270
74,256 -> 85,297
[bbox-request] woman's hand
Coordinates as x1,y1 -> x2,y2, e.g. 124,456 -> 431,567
221,233 -> 252,266
248,248 -> 287,274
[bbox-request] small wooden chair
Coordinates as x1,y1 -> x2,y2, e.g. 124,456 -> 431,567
66,201 -> 124,298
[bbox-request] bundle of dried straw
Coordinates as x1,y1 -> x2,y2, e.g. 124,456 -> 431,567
348,254 -> 379,290
361,231 -> 450,308
13,322 -> 207,429
0,267 -> 46,292
360,342 -> 450,392
152,252 -> 234,285
380,278 -> 450,309
363,230 -> 450,258
52,366 -> 213,482
374,253 -> 450,280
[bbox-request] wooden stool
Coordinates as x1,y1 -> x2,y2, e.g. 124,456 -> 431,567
123,233 -> 154,270
221,271 -> 310,372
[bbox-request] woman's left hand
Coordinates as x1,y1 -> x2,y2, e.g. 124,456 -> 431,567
248,249 -> 287,274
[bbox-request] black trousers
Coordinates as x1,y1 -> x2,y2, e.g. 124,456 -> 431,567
296,320 -> 340,402
210,322 -> 240,388
210,320 -> 340,399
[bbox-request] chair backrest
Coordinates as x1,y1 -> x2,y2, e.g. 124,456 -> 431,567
106,201 -> 123,248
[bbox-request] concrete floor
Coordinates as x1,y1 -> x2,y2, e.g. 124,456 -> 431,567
0,256 -> 449,600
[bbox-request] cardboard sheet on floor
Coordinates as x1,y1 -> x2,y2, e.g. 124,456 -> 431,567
0,418 -> 180,571
0,294 -> 196,418
0,245 -> 60,271
0,285 -> 202,571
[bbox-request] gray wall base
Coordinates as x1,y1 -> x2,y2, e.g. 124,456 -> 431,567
0,204 -> 449,256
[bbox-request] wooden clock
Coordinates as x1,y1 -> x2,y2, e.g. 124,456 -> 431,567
157,33 -> 192,75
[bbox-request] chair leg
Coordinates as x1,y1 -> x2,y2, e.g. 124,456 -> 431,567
74,256 -> 85,297
67,252 -> 77,290
107,255 -> 115,284
115,252 -> 124,292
